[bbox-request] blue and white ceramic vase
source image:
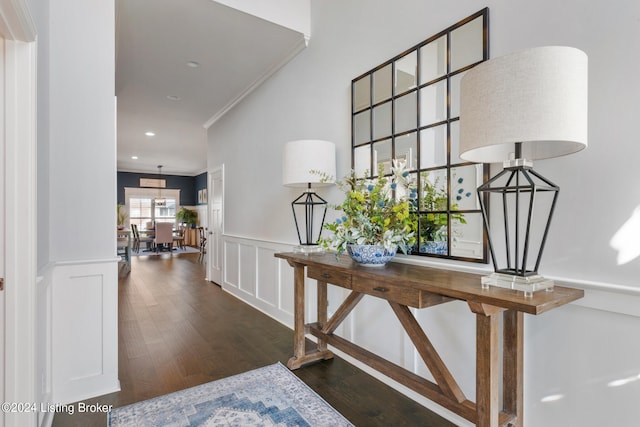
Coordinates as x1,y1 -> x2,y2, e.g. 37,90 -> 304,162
421,241 -> 448,255
346,244 -> 396,267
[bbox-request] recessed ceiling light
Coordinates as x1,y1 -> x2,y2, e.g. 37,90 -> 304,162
186,61 -> 200,68
131,156 -> 138,160
166,95 -> 181,101
145,131 -> 155,137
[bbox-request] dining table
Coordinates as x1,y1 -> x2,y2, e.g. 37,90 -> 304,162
116,229 -> 132,274
136,227 -> 183,252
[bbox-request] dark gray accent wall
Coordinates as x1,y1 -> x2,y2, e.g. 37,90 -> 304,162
194,172 -> 207,205
117,171 -> 197,205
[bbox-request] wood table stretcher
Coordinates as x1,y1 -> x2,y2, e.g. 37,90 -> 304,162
275,252 -> 583,427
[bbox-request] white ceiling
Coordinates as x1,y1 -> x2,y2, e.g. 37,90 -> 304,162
115,0 -> 306,176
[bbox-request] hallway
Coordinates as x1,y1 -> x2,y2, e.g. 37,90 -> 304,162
53,253 -> 454,426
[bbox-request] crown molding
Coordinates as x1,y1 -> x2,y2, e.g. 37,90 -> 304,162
203,35 -> 307,129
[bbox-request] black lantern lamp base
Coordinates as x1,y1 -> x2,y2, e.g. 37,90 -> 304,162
478,151 -> 559,297
291,185 -> 328,254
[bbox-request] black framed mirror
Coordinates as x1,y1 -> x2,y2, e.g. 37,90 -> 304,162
351,8 -> 490,262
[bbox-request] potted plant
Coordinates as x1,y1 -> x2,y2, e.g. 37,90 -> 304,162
117,204 -> 128,229
176,207 -> 198,228
316,160 -> 417,266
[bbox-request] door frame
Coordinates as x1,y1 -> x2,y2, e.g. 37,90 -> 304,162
0,0 -> 38,425
207,165 -> 224,284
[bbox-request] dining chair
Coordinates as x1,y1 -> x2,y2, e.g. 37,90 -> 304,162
173,225 -> 186,250
131,224 -> 153,252
131,224 -> 140,252
154,222 -> 174,253
198,226 -> 207,261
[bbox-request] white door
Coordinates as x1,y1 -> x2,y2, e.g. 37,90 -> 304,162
208,166 -> 224,284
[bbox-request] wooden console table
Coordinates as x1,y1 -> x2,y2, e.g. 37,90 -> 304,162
275,252 -> 583,427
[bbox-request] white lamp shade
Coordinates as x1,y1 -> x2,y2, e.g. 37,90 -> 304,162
459,46 -> 588,163
282,139 -> 336,187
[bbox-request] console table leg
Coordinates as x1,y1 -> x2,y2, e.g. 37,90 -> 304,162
504,310 -> 524,427
286,263 -> 334,370
288,264 -> 306,369
317,280 -> 328,352
476,312 -> 499,427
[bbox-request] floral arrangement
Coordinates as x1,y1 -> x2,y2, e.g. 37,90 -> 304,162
315,160 -> 417,255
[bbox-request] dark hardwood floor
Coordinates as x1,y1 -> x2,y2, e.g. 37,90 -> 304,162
53,253 -> 456,426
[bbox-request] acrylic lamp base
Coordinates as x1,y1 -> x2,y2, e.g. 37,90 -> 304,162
293,245 -> 325,254
481,272 -> 554,297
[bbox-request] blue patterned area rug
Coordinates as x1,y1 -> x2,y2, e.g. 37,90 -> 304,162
108,362 -> 353,426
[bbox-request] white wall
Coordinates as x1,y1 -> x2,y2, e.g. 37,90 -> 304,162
28,0 -> 51,272
208,1 -> 640,426
211,0 -> 640,286
488,0 -> 640,288
48,0 -> 117,262
28,0 -> 120,415
30,0 -> 117,262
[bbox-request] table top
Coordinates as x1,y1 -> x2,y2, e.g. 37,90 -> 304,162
275,252 -> 584,315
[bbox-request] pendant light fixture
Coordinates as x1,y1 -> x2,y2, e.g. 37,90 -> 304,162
155,165 -> 167,207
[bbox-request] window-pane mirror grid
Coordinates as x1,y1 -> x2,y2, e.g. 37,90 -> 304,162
351,8 -> 489,262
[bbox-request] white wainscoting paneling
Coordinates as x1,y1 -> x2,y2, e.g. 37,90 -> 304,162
238,243 -> 256,295
223,240 -> 240,289
278,259 -> 296,317
257,247 -> 278,307
222,236 -> 295,327
50,259 -> 120,404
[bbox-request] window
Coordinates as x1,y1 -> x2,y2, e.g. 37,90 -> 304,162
124,187 -> 181,229
129,197 -> 152,229
128,197 -> 177,229
154,198 -> 177,224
